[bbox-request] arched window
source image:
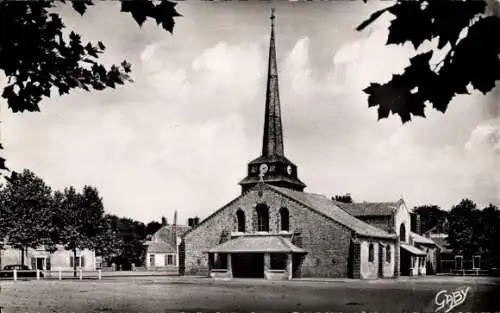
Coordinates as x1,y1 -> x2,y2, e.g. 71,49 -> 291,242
386,245 -> 391,262
399,223 -> 406,242
256,204 -> 269,232
279,207 -> 289,231
368,243 -> 374,262
236,209 -> 245,232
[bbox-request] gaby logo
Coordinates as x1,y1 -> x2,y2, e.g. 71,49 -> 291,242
434,286 -> 471,313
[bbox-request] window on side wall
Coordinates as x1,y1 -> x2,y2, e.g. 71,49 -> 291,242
386,245 -> 391,263
279,207 -> 290,231
368,244 -> 374,262
166,254 -> 173,266
236,209 -> 246,232
69,256 -> 85,268
150,254 -> 155,267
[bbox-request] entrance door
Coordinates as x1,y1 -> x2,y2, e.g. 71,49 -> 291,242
231,253 -> 264,278
400,249 -> 411,276
36,257 -> 44,270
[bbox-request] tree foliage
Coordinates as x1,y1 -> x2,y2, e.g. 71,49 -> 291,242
107,215 -> 147,270
332,193 -> 353,203
446,199 -> 479,257
445,200 -> 500,269
0,0 -> 181,172
413,204 -> 448,234
146,220 -> 163,236
358,0 -> 500,123
56,185 -> 117,276
0,169 -> 54,265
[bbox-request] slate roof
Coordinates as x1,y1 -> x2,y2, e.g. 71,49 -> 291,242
148,224 -> 191,253
207,235 -> 306,253
146,242 -> 176,253
401,243 -> 426,256
269,185 -> 396,239
410,232 -> 436,245
334,201 -> 400,217
239,174 -> 306,187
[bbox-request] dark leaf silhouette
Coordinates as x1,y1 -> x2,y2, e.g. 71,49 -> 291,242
386,2 -> 433,49
71,0 -> 94,16
358,0 -> 497,123
0,0 -> 180,174
356,8 -> 388,31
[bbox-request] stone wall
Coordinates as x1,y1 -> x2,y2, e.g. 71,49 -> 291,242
359,239 -> 396,279
183,185 -> 354,278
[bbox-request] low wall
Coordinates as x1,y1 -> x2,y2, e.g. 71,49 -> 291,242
265,270 -> 290,280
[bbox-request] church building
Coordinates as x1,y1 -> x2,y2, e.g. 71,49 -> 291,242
179,11 -> 430,280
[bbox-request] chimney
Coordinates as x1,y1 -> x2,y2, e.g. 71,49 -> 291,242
194,217 -> 200,226
188,218 -> 194,227
416,214 -> 421,235
173,210 -> 178,226
161,216 -> 168,226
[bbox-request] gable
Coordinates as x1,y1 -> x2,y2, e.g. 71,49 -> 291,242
182,190 -> 248,240
183,183 -> 396,241
153,225 -> 191,246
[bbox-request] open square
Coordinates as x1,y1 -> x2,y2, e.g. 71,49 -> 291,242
1,276 -> 499,313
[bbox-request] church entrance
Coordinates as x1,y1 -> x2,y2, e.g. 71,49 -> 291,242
231,253 -> 265,278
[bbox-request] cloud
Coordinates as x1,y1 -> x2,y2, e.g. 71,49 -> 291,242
2,0 -> 499,226
140,41 -> 265,124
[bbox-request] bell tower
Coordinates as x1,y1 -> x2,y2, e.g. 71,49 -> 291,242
239,9 -> 306,194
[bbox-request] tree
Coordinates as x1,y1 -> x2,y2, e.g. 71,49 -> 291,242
446,199 -> 481,259
358,0 -> 500,123
0,184 -> 8,249
476,204 -> 500,269
0,0 -> 181,172
146,220 -> 163,236
107,215 -> 147,270
333,193 -> 353,203
93,214 -> 122,261
1,169 -> 54,266
57,185 -> 111,277
413,205 -> 448,234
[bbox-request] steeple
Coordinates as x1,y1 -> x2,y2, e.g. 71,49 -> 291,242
239,10 -> 306,194
262,8 -> 284,158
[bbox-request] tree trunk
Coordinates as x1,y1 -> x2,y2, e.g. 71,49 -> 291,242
73,248 -> 77,278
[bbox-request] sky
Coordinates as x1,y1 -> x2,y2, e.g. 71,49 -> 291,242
1,1 -> 499,225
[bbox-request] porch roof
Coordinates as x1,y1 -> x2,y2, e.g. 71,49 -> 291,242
401,244 -> 426,256
206,235 -> 306,254
410,232 -> 436,245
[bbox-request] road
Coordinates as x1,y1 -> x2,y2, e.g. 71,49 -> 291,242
1,276 -> 499,312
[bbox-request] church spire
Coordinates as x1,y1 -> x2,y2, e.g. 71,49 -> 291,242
262,8 -> 284,158
239,9 -> 306,194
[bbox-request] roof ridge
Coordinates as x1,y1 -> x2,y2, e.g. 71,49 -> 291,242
268,185 -> 395,239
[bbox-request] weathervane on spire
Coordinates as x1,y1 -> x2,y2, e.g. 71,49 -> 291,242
270,8 -> 275,27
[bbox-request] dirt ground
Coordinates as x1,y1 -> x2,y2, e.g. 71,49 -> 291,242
1,276 -> 499,313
